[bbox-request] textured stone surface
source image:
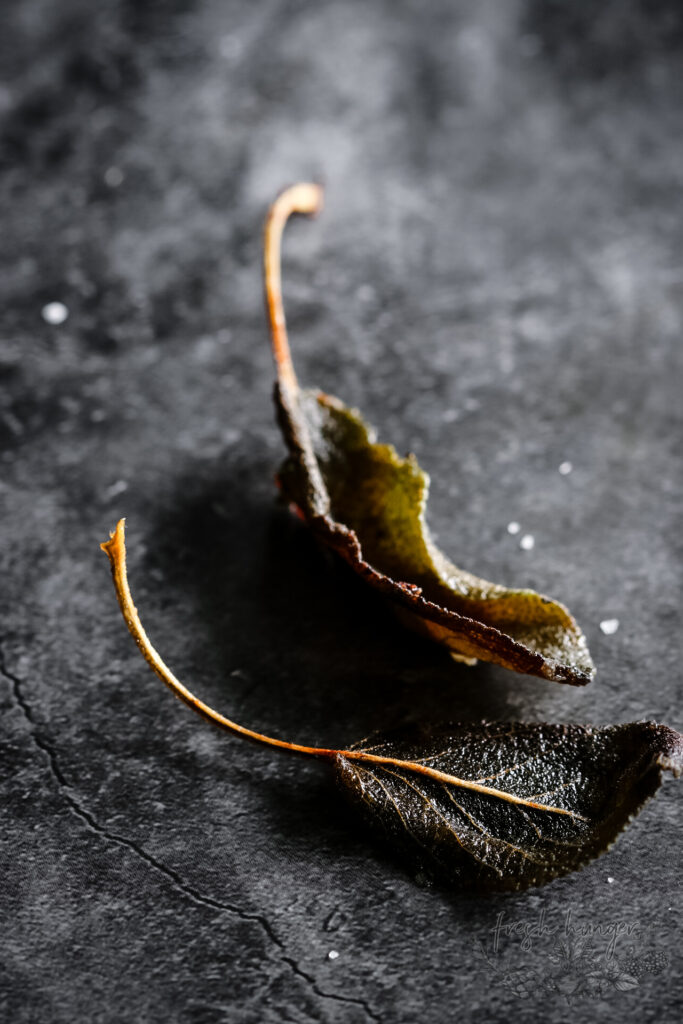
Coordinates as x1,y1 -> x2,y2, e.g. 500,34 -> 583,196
1,1 -> 682,1021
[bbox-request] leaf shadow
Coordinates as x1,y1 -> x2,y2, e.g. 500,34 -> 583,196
149,472 -> 552,728
144,463 -> 567,888
260,766 -> 528,919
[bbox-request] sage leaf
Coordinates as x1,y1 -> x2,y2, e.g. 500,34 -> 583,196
336,720 -> 683,892
265,184 -> 594,685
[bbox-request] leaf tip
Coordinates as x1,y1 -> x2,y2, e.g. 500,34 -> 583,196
652,723 -> 683,777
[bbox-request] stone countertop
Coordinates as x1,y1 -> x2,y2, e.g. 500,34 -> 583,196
1,1 -> 682,1021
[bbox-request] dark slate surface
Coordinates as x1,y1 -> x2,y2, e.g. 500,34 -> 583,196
2,1 -> 682,1021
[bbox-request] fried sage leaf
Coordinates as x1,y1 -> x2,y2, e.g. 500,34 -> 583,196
265,184 -> 594,685
336,720 -> 683,892
102,521 -> 680,893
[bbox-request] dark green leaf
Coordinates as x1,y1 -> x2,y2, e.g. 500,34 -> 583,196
276,389 -> 594,684
335,720 -> 683,891
267,185 -> 594,685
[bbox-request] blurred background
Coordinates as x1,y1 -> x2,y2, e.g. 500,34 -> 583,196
1,2 -> 682,1022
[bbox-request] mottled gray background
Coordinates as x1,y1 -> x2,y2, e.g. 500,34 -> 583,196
1,1 -> 682,1021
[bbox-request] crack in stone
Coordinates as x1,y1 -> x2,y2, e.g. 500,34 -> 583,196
0,643 -> 282,941
282,957 -> 382,1023
0,644 -> 381,1023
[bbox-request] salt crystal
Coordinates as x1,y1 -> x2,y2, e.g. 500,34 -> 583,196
104,166 -> 124,188
42,302 -> 69,325
607,877 -> 615,884
600,619 -> 620,636
520,534 -> 535,551
507,521 -> 520,535
105,479 -> 128,499
328,950 -> 340,961
559,461 -> 573,475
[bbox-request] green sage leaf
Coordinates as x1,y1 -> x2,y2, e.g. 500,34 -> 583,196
267,185 -> 594,685
276,387 -> 594,685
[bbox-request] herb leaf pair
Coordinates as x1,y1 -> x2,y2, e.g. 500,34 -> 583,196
100,184 -> 680,892
267,184 -> 594,685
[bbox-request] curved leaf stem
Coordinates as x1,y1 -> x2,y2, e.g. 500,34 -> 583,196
264,182 -> 324,393
101,519 -> 336,760
101,521 -> 581,819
